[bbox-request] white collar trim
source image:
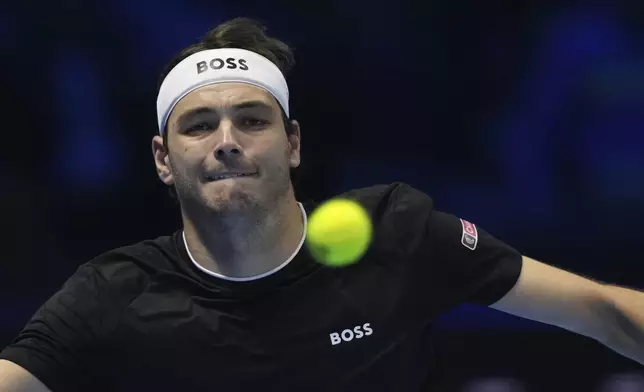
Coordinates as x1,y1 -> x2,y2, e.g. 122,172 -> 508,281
182,203 -> 307,282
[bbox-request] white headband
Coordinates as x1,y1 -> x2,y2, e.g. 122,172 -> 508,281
156,48 -> 289,134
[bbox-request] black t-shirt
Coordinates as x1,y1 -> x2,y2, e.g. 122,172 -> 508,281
0,183 -> 523,391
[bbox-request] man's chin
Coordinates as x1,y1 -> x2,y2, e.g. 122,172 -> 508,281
203,187 -> 259,213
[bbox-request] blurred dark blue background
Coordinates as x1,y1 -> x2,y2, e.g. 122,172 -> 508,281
2,0 -> 643,390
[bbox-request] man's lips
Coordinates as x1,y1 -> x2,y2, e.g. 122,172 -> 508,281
205,172 -> 258,181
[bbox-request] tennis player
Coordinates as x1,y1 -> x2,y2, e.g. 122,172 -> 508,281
1,17 -> 642,392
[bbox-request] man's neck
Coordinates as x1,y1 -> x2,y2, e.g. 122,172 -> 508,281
182,196 -> 305,280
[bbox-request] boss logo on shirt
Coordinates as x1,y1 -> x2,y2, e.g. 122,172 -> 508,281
330,323 -> 373,346
196,58 -> 249,74
460,219 -> 478,250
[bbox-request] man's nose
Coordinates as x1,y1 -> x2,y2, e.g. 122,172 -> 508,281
214,126 -> 243,160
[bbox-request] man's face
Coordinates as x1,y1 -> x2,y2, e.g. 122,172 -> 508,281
152,83 -> 301,215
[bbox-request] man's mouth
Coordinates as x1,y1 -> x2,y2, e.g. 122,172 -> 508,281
206,172 -> 257,181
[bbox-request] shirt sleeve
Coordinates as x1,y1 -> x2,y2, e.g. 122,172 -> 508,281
384,183 -> 523,313
0,264 -> 116,391
424,210 -> 523,306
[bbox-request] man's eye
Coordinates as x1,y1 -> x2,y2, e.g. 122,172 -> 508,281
185,122 -> 214,133
242,118 -> 269,128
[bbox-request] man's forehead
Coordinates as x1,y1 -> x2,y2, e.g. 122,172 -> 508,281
174,83 -> 277,113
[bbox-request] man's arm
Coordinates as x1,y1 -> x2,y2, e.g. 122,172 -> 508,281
0,360 -> 52,392
490,256 -> 644,365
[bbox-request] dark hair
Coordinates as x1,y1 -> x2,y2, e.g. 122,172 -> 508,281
158,17 -> 296,147
157,18 -> 299,199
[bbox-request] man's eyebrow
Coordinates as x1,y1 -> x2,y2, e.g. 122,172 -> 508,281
232,100 -> 274,111
177,100 -> 274,123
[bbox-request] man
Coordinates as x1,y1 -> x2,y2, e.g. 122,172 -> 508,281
0,17 -> 642,392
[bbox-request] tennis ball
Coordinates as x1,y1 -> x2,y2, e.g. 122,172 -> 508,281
306,198 -> 373,267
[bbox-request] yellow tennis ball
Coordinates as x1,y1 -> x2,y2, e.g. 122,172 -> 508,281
306,198 -> 373,267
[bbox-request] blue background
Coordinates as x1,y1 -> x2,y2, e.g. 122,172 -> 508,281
2,1 -> 643,390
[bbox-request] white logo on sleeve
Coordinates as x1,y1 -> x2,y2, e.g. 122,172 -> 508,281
460,219 -> 478,250
330,323 -> 373,346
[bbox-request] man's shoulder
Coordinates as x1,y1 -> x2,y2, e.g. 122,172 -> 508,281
337,182 -> 435,218
333,182 -> 435,253
84,232 -> 181,284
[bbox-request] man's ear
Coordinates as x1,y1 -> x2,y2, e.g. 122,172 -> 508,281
287,119 -> 301,169
152,135 -> 174,185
